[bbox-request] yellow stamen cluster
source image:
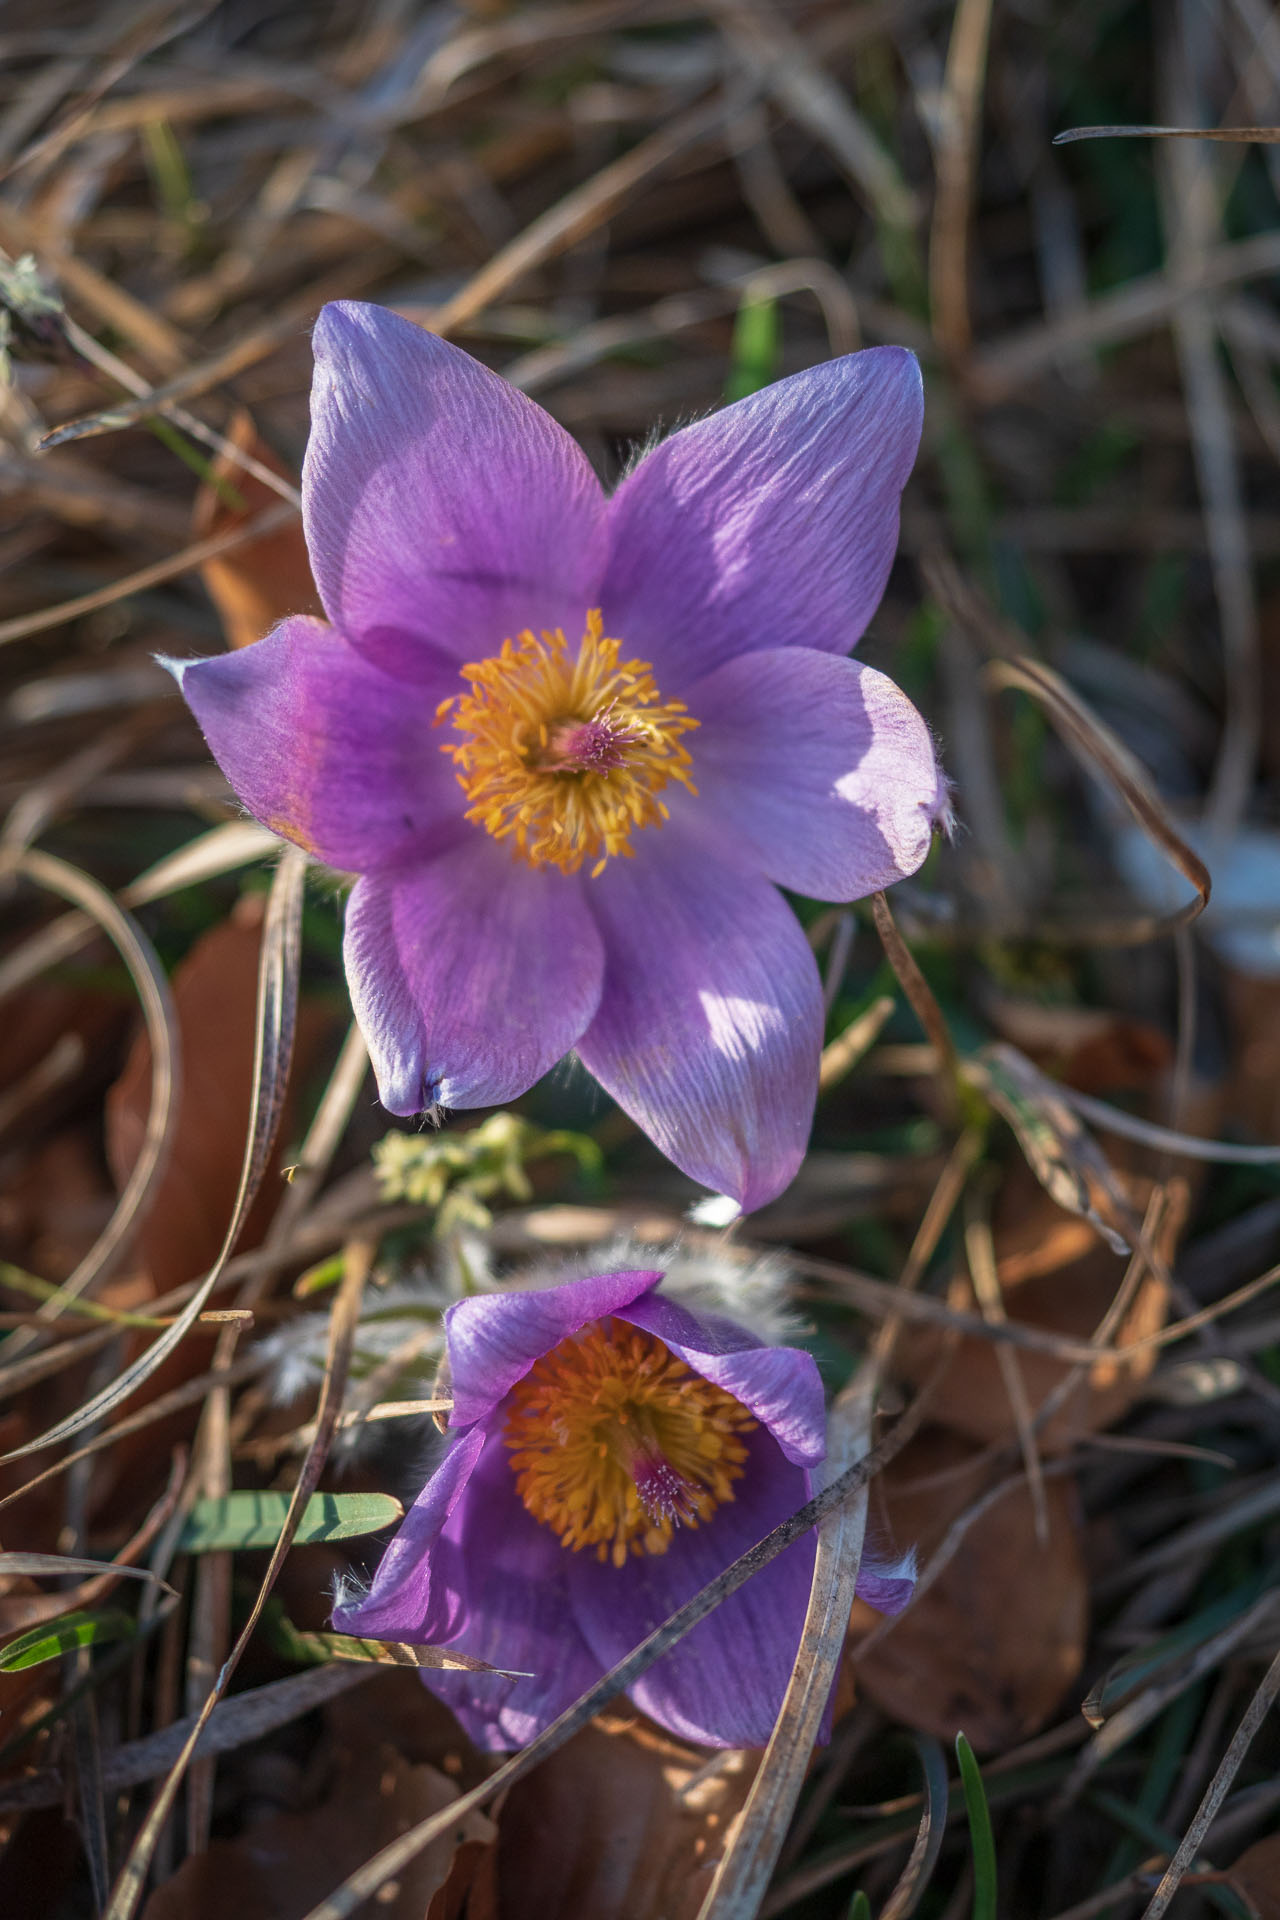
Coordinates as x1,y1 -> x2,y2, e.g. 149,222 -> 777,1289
437,610 -> 698,877
504,1320 -> 756,1568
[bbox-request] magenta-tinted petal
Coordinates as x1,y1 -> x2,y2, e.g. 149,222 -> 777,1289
445,1270 -> 664,1429
600,347 -> 922,692
166,619 -> 466,872
333,1425 -> 485,1643
618,1293 -> 826,1468
343,840 -> 604,1116
304,303 -> 605,679
411,1427 -> 603,1750
567,1427 -> 818,1748
576,820 -> 823,1210
685,647 -> 946,901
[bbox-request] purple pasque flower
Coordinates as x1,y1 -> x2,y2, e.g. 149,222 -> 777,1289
332,1267 -> 914,1751
171,302 -> 946,1210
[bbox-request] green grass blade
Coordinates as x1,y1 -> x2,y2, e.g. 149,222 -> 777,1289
955,1732 -> 998,1920
0,1608 -> 134,1672
847,1893 -> 873,1920
724,294 -> 780,402
177,1490 -> 402,1553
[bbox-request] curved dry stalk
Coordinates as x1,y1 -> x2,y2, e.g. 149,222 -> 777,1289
0,844 -> 305,1461
693,1381 -> 874,1919
0,849 -> 178,1359
103,1235 -> 375,1920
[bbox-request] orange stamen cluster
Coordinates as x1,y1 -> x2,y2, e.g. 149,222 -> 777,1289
437,610 -> 698,876
504,1319 -> 756,1568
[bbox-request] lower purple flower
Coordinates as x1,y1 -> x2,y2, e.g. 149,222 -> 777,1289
333,1268 -> 914,1750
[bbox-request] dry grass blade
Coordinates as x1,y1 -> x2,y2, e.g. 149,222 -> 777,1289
870,891 -> 961,1087
34,311 -> 309,450
293,1397 -> 933,1920
0,500 -> 298,647
985,654 -> 1209,933
710,0 -> 916,230
0,822 -> 278,1005
693,1377 -> 875,1918
1060,1086 -> 1280,1162
1141,1647 -> 1280,1916
0,849 -> 177,1356
1055,124 -> 1280,144
104,1233 -> 373,1920
819,994 -> 896,1093
929,0 -> 995,358
964,1203 -> 1049,1543
0,1552 -> 173,1587
0,1665 -> 374,1815
0,1354 -> 266,1516
0,844 -> 304,1460
878,1735 -> 950,1920
422,89 -> 751,338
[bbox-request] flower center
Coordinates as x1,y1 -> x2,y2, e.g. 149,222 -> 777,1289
436,610 -> 698,877
503,1320 -> 756,1567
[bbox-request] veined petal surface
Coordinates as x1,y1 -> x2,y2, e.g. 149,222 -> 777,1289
600,347 -> 923,692
686,646 -> 946,900
305,302 -> 606,679
343,841 -> 604,1115
567,1426 -> 817,1748
167,617 -> 464,871
577,817 -> 823,1209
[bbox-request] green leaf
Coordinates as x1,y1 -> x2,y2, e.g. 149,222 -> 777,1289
955,1732 -> 998,1920
177,1490 -> 402,1554
846,1894 -> 873,1920
724,295 -> 780,403
0,1609 -> 134,1672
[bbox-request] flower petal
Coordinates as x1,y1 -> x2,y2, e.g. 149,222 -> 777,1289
576,819 -> 823,1210
166,617 -> 465,872
445,1269 -> 664,1429
343,839 -> 605,1115
617,1292 -> 827,1467
685,647 -> 947,901
601,347 -> 923,691
333,1425 -> 485,1643
305,302 -> 605,679
409,1427 -> 603,1751
567,1427 -> 817,1748
855,1548 -> 917,1617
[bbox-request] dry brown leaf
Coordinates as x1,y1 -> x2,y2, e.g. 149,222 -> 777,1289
1227,1833 -> 1280,1919
896,1167 -> 1183,1451
491,1718 -> 758,1920
192,409 -> 319,650
139,1741 -> 496,1920
850,1429 -> 1087,1751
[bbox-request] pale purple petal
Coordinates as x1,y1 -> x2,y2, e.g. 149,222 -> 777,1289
685,647 -> 946,901
445,1269 -> 664,1429
567,1427 -> 817,1748
166,619 -> 466,872
408,1427 -> 603,1750
576,818 -> 823,1210
304,302 -> 606,680
855,1548 -> 917,1616
600,347 -> 923,693
343,839 -> 604,1115
617,1292 -> 827,1467
333,1426 -> 485,1643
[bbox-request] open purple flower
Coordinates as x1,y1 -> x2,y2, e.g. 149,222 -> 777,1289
171,302 -> 946,1209
333,1267 -> 913,1750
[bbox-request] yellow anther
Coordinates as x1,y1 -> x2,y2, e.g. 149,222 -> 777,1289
504,1320 -> 755,1565
440,610 -> 698,875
